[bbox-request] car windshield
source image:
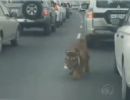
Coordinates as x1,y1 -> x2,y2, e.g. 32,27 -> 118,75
97,0 -> 130,8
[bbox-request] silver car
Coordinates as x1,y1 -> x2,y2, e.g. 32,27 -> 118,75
83,0 -> 129,46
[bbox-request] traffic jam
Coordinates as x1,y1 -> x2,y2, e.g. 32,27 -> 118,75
0,0 -> 130,100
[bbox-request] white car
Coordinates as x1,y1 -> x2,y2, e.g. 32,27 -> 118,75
115,9 -> 130,100
61,5 -> 66,21
54,4 -> 63,26
0,2 -> 19,52
83,0 -> 129,45
54,3 -> 66,26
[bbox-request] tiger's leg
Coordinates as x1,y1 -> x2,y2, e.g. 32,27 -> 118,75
82,66 -> 86,74
72,68 -> 82,79
69,69 -> 73,75
85,60 -> 90,72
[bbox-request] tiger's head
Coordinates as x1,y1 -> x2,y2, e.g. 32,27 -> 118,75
64,49 -> 80,70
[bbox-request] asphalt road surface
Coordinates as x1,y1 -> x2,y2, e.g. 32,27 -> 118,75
0,11 -> 122,100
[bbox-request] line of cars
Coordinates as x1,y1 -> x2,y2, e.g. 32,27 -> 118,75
0,0 -> 72,53
80,0 -> 130,100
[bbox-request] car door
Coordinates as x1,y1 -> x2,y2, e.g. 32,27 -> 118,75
115,11 -> 130,76
0,3 -> 9,39
0,3 -> 17,38
115,29 -> 124,76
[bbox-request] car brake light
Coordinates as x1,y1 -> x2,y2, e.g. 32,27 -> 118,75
43,9 -> 49,16
55,7 -> 59,11
54,5 -> 60,11
87,11 -> 94,20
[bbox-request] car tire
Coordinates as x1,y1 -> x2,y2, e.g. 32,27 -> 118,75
11,29 -> 19,46
86,35 -> 95,48
60,21 -> 63,26
51,24 -> 56,32
122,67 -> 130,100
114,60 -> 119,75
22,1 -> 42,20
56,22 -> 60,27
19,25 -> 24,35
67,14 -> 70,18
0,35 -> 2,53
44,24 -> 51,36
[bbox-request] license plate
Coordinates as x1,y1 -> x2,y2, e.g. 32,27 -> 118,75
111,18 -> 120,25
11,9 -> 18,13
111,14 -> 125,19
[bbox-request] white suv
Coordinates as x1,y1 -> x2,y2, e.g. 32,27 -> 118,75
114,8 -> 130,100
83,0 -> 129,45
0,1 -> 19,52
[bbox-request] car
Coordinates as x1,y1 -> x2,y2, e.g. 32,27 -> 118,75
79,2 -> 89,12
114,8 -> 130,100
0,1 -> 19,52
83,0 -> 129,46
60,4 -> 66,21
71,2 -> 80,10
53,1 -> 66,27
6,0 -> 57,36
61,2 -> 70,18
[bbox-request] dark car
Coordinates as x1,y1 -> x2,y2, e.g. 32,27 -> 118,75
5,0 -> 57,35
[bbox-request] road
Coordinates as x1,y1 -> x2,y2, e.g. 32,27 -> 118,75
0,11 -> 122,100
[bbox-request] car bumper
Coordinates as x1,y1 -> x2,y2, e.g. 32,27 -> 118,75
86,26 -> 118,35
17,18 -> 49,27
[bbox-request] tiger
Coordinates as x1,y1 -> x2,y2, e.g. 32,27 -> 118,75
64,33 -> 89,79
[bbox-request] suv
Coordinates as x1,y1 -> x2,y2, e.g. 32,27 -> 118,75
6,0 -> 57,35
0,1 -> 19,52
83,0 -> 129,44
61,2 -> 71,18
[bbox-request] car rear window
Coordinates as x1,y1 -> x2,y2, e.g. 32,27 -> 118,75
96,0 -> 130,8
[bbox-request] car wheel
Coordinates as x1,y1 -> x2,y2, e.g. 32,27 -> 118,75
11,29 -> 19,46
56,22 -> 60,27
122,67 -> 130,100
44,24 -> 51,36
51,24 -> 56,32
51,20 -> 56,32
60,21 -> 63,26
67,14 -> 70,18
86,35 -> 95,48
22,1 -> 42,20
19,25 -> 24,35
0,35 -> 2,53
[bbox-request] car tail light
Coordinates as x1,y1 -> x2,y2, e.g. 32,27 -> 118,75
43,9 -> 49,16
55,7 -> 59,11
87,10 -> 94,20
55,5 -> 60,11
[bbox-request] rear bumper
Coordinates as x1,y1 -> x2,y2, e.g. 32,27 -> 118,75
94,26 -> 118,32
17,18 -> 49,28
86,25 -> 118,35
85,18 -> 118,34
86,33 -> 114,40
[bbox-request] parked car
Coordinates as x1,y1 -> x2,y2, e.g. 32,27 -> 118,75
114,8 -> 130,100
60,4 -> 66,21
53,1 -> 66,27
6,0 -> 57,36
61,2 -> 70,18
79,2 -> 89,12
0,1 -> 19,52
83,0 -> 129,46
